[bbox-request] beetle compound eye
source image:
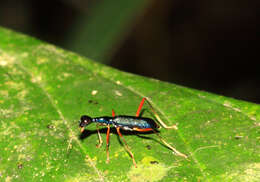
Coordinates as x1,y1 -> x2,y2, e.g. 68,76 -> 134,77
80,115 -> 87,122
79,115 -> 92,127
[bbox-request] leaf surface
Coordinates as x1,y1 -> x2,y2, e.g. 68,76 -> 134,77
0,27 -> 259,182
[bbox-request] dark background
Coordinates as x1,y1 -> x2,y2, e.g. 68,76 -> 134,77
1,0 -> 259,103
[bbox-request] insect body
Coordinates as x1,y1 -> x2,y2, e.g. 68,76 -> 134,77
80,115 -> 159,132
79,98 -> 187,167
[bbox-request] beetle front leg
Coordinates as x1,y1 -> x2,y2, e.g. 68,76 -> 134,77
96,124 -> 103,148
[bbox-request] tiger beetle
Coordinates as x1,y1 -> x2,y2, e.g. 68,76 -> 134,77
79,97 -> 187,167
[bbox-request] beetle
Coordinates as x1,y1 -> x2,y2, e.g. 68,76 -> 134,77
79,97 -> 187,167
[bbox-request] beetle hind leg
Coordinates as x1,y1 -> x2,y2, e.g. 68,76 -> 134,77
152,129 -> 187,158
136,98 -> 146,117
144,97 -> 178,129
112,109 -> 116,117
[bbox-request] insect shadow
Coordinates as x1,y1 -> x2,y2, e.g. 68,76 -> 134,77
79,127 -> 170,151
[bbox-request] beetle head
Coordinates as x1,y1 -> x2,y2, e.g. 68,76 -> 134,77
79,115 -> 92,132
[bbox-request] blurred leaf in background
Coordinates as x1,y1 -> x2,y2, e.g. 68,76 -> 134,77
0,0 -> 258,103
65,0 -> 150,64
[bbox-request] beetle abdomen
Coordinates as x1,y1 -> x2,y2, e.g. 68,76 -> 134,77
112,116 -> 159,130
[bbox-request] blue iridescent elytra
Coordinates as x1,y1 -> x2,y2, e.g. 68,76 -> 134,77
79,115 -> 159,131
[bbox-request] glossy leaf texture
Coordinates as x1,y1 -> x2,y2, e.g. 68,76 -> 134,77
0,27 -> 259,182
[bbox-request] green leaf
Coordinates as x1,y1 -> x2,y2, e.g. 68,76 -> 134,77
0,27 -> 259,182
66,0 -> 150,63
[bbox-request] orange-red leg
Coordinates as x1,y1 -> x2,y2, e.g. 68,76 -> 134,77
136,97 -> 146,117
106,109 -> 116,163
116,127 -> 137,168
106,125 -> 110,163
112,109 -> 116,117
